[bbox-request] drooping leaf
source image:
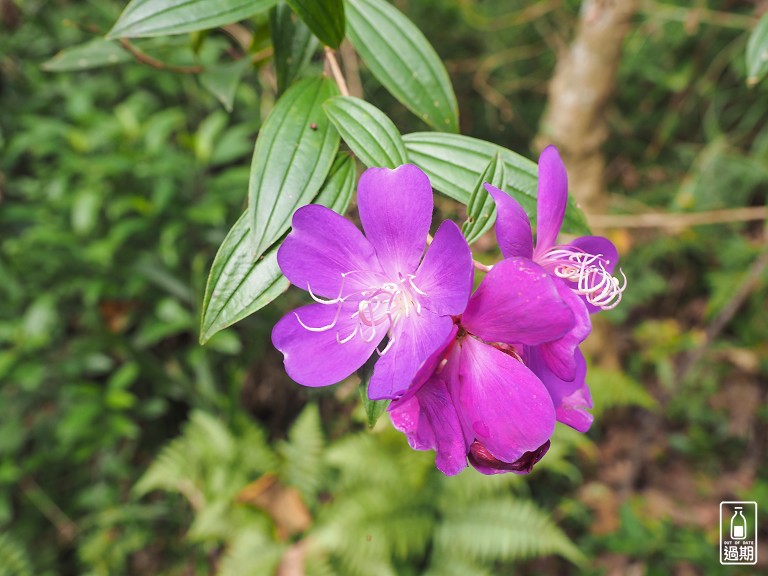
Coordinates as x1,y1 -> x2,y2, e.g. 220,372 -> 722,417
462,153 -> 505,244
323,96 -> 408,168
403,132 -> 590,235
108,0 -> 278,38
200,213 -> 289,344
42,38 -> 132,72
270,1 -> 319,93
199,58 -> 251,112
357,354 -> 390,429
248,76 -> 340,257
746,13 -> 768,85
286,0 -> 345,48
345,0 -> 459,132
200,153 -> 354,343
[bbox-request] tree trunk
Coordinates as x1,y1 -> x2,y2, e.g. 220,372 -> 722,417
536,0 -> 642,213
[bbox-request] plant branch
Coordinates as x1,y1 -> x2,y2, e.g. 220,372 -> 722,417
676,247 -> 768,382
21,477 -> 79,543
588,206 -> 768,230
324,46 -> 349,96
118,38 -> 203,74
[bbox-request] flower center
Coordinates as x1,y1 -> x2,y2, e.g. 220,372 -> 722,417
296,271 -> 427,355
540,246 -> 627,310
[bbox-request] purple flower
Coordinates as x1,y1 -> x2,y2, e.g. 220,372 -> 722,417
389,257 -> 577,476
271,164 -> 473,400
485,145 -> 626,432
487,145 -> 626,313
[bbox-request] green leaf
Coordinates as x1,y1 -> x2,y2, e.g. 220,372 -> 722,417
345,0 -> 458,132
200,153 -> 354,343
746,13 -> 768,86
200,213 -> 289,344
357,356 -> 389,429
323,96 -> 408,168
199,58 -> 251,112
108,0 -> 279,38
248,76 -> 340,257
270,1 -> 319,93
286,0 -> 345,48
462,153 -> 505,245
403,132 -> 590,235
314,152 -> 356,214
41,38 -> 133,72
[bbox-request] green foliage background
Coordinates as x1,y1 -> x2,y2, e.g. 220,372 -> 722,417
1,0 -> 767,574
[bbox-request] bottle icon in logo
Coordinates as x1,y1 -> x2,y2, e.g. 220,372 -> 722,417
731,506 -> 747,540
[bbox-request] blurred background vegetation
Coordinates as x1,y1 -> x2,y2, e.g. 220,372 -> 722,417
1,0 -> 767,574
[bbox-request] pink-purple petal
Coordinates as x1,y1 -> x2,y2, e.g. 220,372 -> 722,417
534,146 -> 568,255
455,337 -> 556,464
368,310 -> 454,401
394,324 -> 458,405
528,347 -> 593,433
461,258 -> 574,346
278,204 -> 384,300
485,183 -> 533,260
568,235 -> 619,274
357,164 -> 433,277
414,220 -> 473,316
537,277 -> 592,381
271,302 -> 384,387
389,375 -> 469,476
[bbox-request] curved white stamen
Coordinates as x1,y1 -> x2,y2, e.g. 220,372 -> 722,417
307,282 -> 341,305
541,246 -> 627,311
336,322 -> 358,344
298,270 -> 428,352
408,275 -> 429,297
294,304 -> 341,332
377,336 -> 396,356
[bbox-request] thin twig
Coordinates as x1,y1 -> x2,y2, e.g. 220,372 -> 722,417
642,0 -> 756,30
340,40 -> 363,98
118,38 -> 203,74
588,206 -> 768,230
21,477 -> 79,543
676,248 -> 768,382
324,46 -> 349,96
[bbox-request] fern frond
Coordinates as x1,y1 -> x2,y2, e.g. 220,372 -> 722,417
587,363 -> 656,416
423,556 -> 494,576
437,464 -> 524,508
217,528 -> 284,576
133,411 -> 233,500
435,497 -> 585,566
279,404 -> 326,505
0,533 -> 34,576
536,423 -> 597,482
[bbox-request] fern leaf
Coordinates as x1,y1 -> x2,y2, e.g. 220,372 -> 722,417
587,363 -> 656,416
0,533 -> 34,576
435,497 -> 585,566
279,404 -> 326,505
217,528 -> 284,576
